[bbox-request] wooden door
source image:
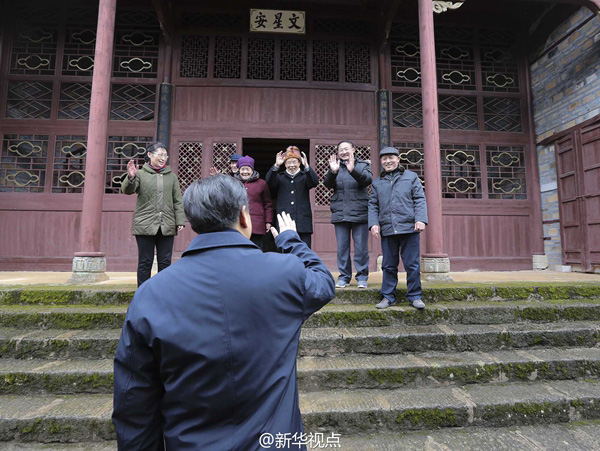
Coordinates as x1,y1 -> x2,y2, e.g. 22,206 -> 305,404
555,118 -> 600,272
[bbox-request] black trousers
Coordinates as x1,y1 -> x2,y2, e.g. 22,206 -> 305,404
135,229 -> 175,287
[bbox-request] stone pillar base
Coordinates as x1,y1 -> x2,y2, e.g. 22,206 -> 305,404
532,254 -> 549,270
421,257 -> 453,282
68,255 -> 109,284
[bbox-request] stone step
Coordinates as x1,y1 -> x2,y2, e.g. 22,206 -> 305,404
297,347 -> 600,391
1,421 -> 600,450
0,443 -> 117,450
300,379 -> 600,434
2,283 -> 600,306
0,394 -> 114,443
337,421 -> 600,450
1,380 -> 598,442
0,328 -> 120,359
1,299 -> 600,331
0,306 -> 127,330
0,359 -> 113,395
298,321 -> 600,356
306,299 -> 600,327
1,320 -> 599,359
3,347 -> 599,395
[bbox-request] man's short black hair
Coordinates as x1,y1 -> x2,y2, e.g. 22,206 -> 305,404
183,175 -> 249,234
337,140 -> 355,150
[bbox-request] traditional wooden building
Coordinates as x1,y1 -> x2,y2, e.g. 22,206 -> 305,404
0,0 -> 598,277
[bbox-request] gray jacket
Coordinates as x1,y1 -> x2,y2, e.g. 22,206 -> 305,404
368,167 -> 428,236
323,159 -> 372,223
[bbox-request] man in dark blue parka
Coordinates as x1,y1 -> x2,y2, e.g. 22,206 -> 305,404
112,174 -> 335,450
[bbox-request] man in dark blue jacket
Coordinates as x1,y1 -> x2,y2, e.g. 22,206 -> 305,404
112,174 -> 335,450
323,140 -> 372,289
368,147 -> 428,310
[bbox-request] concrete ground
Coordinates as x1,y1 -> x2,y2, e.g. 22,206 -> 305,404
0,270 -> 598,286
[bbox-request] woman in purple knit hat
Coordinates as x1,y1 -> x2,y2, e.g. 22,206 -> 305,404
236,156 -> 274,250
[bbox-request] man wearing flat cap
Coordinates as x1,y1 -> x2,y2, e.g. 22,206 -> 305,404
368,146 -> 428,310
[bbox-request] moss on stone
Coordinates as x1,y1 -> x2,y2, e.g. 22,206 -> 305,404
396,408 -> 457,428
495,287 -> 536,300
20,290 -> 74,305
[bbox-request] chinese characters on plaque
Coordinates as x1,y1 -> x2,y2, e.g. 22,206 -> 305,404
250,9 -> 306,34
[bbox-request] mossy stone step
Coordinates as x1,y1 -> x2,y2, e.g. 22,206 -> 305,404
300,379 -> 600,434
1,380 -> 598,442
0,306 -> 127,330
3,347 -> 599,395
298,321 -> 600,356
2,283 -> 600,306
0,299 -> 599,331
307,300 -> 600,328
337,420 -> 600,450
297,347 -> 600,391
0,394 -> 114,442
0,443 -> 117,450
0,360 -> 113,395
1,320 -> 599,359
0,328 -> 120,359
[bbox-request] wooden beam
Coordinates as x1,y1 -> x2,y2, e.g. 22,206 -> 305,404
492,0 -> 600,15
151,0 -> 175,43
377,0 -> 403,54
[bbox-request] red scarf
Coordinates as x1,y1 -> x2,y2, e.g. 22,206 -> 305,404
149,163 -> 166,172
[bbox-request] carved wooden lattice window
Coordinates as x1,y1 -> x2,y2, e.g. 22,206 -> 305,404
178,142 -> 203,192
180,36 -> 209,78
314,19 -> 372,36
62,28 -> 96,77
314,144 -> 336,206
390,24 -> 421,88
486,146 -> 527,199
439,95 -> 478,130
480,29 -> 519,93
248,38 -> 275,80
53,136 -> 87,193
6,81 -> 53,119
442,144 -> 481,199
280,39 -> 307,81
214,37 -> 242,79
345,42 -> 371,83
212,142 -> 237,174
181,13 -> 243,29
392,93 -> 423,128
110,84 -> 156,121
10,28 -> 58,76
313,41 -> 339,82
113,29 -> 159,78
484,97 -> 522,132
0,134 -> 48,193
59,82 -> 91,120
435,26 -> 475,91
393,142 -> 425,187
105,136 -> 153,194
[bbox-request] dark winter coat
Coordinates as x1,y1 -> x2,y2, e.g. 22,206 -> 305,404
323,159 -> 372,223
265,165 -> 319,234
236,171 -> 274,235
368,167 -> 428,236
121,163 -> 185,236
112,229 -> 335,450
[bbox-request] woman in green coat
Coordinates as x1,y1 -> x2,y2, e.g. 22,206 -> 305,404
121,142 -> 186,286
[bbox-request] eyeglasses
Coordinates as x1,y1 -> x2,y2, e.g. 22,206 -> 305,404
153,153 -> 168,159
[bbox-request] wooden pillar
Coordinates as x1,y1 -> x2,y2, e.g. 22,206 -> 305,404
69,0 -> 117,283
418,0 -> 452,280
157,42 -> 173,146
378,52 -> 390,150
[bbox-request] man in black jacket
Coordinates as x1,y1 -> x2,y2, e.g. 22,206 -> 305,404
323,140 -> 372,288
368,147 -> 428,310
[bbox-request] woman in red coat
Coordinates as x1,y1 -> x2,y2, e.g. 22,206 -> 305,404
236,156 -> 274,250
